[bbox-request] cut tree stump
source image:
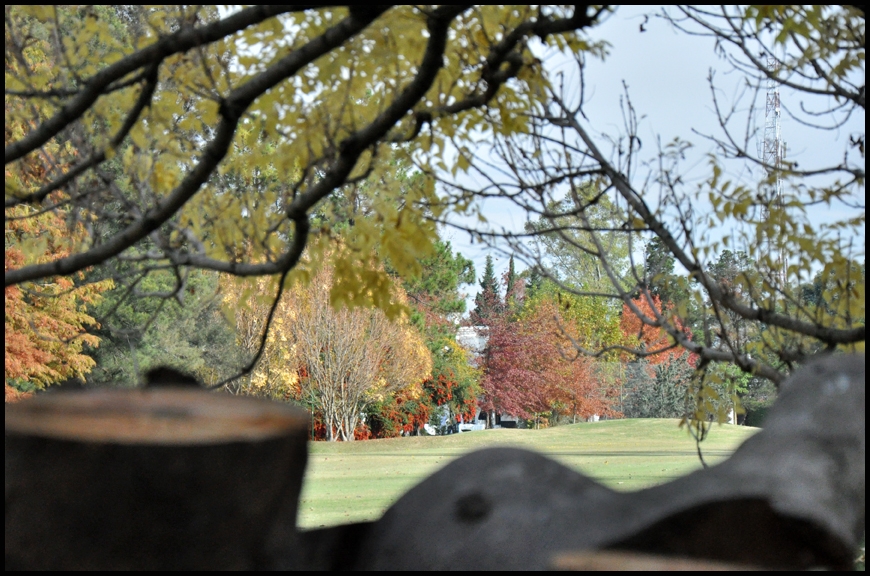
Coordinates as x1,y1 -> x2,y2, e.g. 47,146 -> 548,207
5,388 -> 309,570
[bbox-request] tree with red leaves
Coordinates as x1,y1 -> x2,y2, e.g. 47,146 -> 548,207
480,292 -> 620,426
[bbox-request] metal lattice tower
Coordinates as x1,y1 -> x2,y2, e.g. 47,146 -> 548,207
760,55 -> 787,287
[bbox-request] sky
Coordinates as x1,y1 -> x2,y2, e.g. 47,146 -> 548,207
441,6 -> 865,311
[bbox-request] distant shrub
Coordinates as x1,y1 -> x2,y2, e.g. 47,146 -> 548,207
741,398 -> 774,428
621,359 -> 693,419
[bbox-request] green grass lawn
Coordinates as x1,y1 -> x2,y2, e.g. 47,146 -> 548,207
297,418 -> 759,529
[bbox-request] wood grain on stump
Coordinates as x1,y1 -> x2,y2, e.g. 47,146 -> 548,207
5,389 -> 310,570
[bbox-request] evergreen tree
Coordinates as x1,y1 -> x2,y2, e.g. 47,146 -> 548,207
643,237 -> 699,333
643,237 -> 675,296
472,255 -> 503,325
505,255 -> 516,303
503,255 -> 523,313
523,266 -> 544,301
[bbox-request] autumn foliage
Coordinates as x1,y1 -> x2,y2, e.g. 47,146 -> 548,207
620,294 -> 694,366
481,296 -> 620,423
5,24 -> 112,399
618,295 -> 699,417
223,248 -> 432,441
424,371 -> 478,423
363,390 -> 431,439
5,219 -> 103,380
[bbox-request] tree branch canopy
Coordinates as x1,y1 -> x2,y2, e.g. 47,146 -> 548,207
5,5 -> 864,388
5,5 -> 601,288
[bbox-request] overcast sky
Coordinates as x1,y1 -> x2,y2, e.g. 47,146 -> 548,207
442,6 -> 865,309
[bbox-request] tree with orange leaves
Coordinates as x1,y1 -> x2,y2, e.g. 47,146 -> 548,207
619,294 -> 700,419
5,12 -> 112,399
529,298 -> 620,423
620,294 -> 693,366
5,207 -> 112,399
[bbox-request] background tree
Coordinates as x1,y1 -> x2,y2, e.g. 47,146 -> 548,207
5,207 -> 109,396
399,240 -> 480,434
472,255 -> 503,325
283,252 -> 431,441
402,239 -> 475,321
642,237 -> 696,329
618,295 -> 707,419
479,310 -> 552,426
503,255 -> 524,313
620,295 -> 692,365
5,10 -> 113,398
620,357 -> 696,419
478,275 -> 621,427
220,272 -> 301,398
524,185 -> 632,293
82,269 -> 242,387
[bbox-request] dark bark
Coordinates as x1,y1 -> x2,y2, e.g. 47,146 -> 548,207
5,389 -> 309,570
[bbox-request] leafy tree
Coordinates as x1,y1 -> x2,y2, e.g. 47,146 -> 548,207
479,311 -> 552,424
620,294 -> 693,365
270,249 -> 432,441
480,287 -> 620,426
643,237 -> 675,297
405,240 -> 480,433
221,272 -> 303,399
422,366 -> 480,431
5,11 -> 113,398
364,389 -> 431,439
83,269 -> 242,387
799,262 -> 865,325
530,280 -> 624,353
699,250 -> 766,412
5,207 -> 110,395
524,186 -> 631,293
619,295 -> 718,421
368,238 -> 480,437
621,357 -> 694,420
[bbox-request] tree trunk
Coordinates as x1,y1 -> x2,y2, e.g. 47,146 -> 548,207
5,388 -> 310,570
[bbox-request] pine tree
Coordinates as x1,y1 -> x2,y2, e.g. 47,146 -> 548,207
643,237 -> 675,299
472,255 -> 502,324
504,255 -> 517,310
524,266 -> 544,301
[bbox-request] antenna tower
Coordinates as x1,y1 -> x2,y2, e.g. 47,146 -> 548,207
760,55 -> 786,287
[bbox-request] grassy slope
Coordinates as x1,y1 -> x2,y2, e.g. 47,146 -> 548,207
297,419 -> 758,529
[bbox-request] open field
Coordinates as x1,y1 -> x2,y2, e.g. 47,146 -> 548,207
297,419 -> 759,529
